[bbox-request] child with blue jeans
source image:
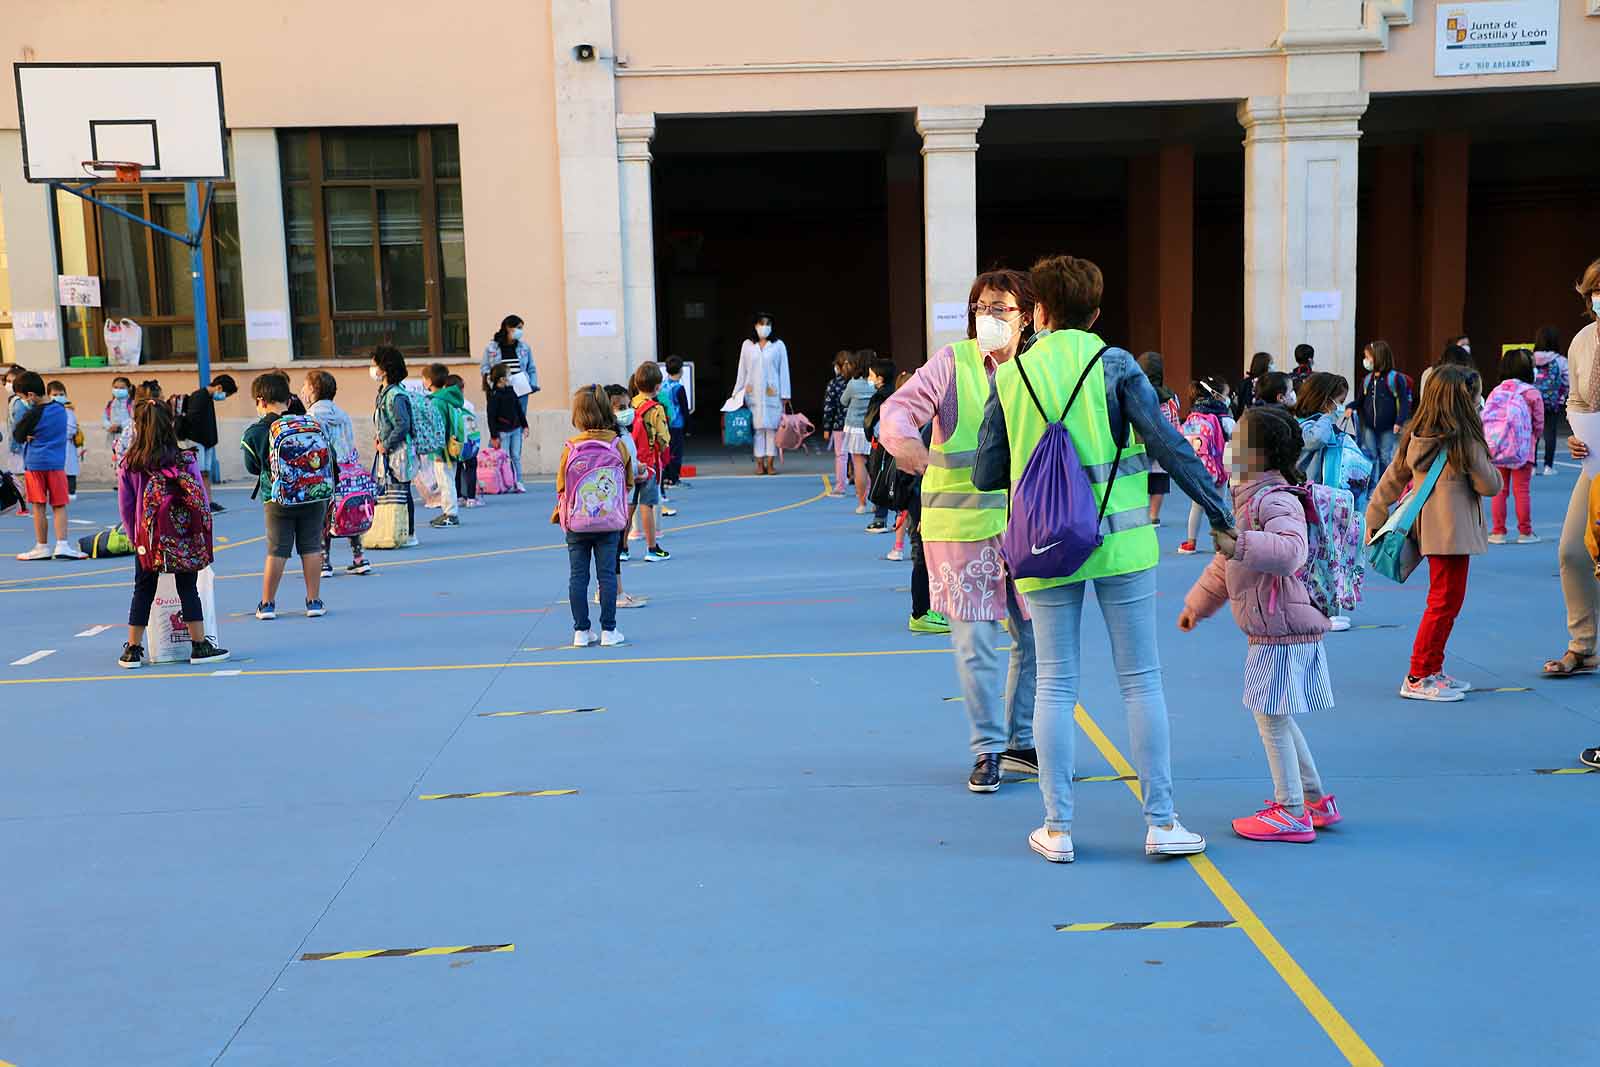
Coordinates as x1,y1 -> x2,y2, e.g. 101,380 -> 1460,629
555,387 -> 634,647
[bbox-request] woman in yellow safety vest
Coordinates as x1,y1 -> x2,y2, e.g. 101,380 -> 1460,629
973,254 -> 1235,865
879,268 -> 1040,794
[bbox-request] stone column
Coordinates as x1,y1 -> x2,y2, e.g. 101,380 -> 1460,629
616,113 -> 657,374
231,129 -> 294,365
1238,93 -> 1367,387
916,106 -> 983,356
0,131 -> 63,368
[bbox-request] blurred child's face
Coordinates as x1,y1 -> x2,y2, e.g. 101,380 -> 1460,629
1230,420 -> 1272,483
610,396 -> 627,414
49,389 -> 66,404
868,371 -> 885,389
1330,391 -> 1347,413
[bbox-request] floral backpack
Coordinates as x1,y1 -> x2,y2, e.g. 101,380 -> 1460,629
135,454 -> 213,573
1535,358 -> 1569,410
1251,482 -> 1364,618
1482,381 -> 1534,469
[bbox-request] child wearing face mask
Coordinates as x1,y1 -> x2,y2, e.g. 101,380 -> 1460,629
104,376 -> 135,470
1180,405 -> 1339,843
45,381 -> 85,499
821,350 -> 853,496
11,371 -> 87,559
839,351 -> 877,512
1178,377 -> 1236,555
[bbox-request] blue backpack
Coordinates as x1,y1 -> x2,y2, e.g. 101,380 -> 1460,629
999,346 -> 1119,582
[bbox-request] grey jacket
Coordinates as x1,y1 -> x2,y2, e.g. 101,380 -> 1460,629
973,335 -> 1234,533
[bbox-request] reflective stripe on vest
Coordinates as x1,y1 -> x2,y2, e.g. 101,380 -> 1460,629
992,330 -> 1158,591
921,338 -> 1008,543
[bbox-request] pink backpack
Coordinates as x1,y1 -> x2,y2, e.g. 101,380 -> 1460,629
1482,381 -> 1534,468
497,448 -> 517,492
135,458 -> 213,573
776,411 -> 815,453
1181,412 -> 1227,486
329,460 -> 377,537
561,438 -> 628,533
477,446 -> 508,494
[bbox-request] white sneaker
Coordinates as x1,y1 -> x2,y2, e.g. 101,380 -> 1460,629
1425,672 -> 1473,693
1328,616 -> 1351,632
1487,533 -> 1507,545
600,630 -> 626,647
1517,533 -> 1542,545
1400,676 -> 1464,702
1028,826 -> 1075,863
854,504 -> 868,515
1145,820 -> 1207,856
616,592 -> 648,609
662,506 -> 678,517
573,630 -> 596,648
1543,465 -> 1555,476
53,543 -> 87,560
402,536 -> 420,548
515,481 -> 527,493
16,543 -> 51,561
885,548 -> 904,562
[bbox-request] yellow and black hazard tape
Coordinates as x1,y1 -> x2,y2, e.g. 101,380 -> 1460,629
301,944 -> 513,961
418,789 -> 578,800
1007,774 -> 1138,784
1055,921 -> 1240,932
478,707 -> 605,718
1536,767 -> 1598,775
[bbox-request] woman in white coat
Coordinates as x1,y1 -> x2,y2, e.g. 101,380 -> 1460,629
731,311 -> 791,475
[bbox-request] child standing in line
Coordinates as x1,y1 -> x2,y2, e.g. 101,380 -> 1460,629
446,373 -> 481,509
661,355 -> 690,492
1484,349 -> 1544,545
1179,405 -> 1339,843
423,363 -> 464,528
1179,376 -> 1236,554
486,363 -> 528,493
1365,365 -> 1501,702
863,357 -> 899,535
115,400 -> 229,669
556,387 -> 633,647
822,350 -> 853,496
302,370 -> 371,577
1137,352 -> 1181,526
103,375 -> 134,468
11,371 -> 87,559
840,350 -> 877,513
242,373 -> 332,621
45,380 -> 85,499
601,385 -> 647,608
5,366 -> 32,515
629,363 -> 672,562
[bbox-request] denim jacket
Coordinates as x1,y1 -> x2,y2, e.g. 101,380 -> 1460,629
972,333 -> 1234,532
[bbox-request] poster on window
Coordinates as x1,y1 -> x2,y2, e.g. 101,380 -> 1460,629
1435,0 -> 1559,77
57,275 -> 102,307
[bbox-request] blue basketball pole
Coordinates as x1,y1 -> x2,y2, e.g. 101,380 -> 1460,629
185,181 -> 212,389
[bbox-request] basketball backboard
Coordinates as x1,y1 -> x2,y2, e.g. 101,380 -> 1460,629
14,62 -> 227,182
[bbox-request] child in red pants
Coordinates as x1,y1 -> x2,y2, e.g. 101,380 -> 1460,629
1366,365 -> 1501,702
1486,350 -> 1545,544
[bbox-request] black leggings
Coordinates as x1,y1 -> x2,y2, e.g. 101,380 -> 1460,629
907,495 -> 931,619
456,457 -> 478,501
129,565 -> 201,627
1544,407 -> 1563,470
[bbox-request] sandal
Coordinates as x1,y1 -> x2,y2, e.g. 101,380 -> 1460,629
1543,650 -> 1599,678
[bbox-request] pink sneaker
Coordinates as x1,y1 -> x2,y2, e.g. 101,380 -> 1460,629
1231,802 -> 1316,843
1305,794 -> 1343,829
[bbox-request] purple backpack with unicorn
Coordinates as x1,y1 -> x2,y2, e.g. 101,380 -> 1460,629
999,346 -> 1120,582
560,437 -> 628,533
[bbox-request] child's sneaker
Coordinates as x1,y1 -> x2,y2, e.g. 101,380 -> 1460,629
347,558 -> 371,575
189,639 -> 231,665
1145,820 -> 1206,856
255,601 -> 277,621
1425,672 -> 1472,693
885,548 -> 904,561
1328,615 -> 1351,632
618,547 -> 631,562
401,536 -> 420,548
600,630 -> 626,647
53,541 -> 86,560
1399,675 -> 1463,702
118,642 -> 145,670
854,503 -> 868,515
17,543 -> 53,561
1487,533 -> 1507,544
1232,802 -> 1316,843
1517,533 -> 1542,545
305,599 -> 326,618
1176,540 -> 1197,555
1028,826 -> 1075,864
908,611 -> 951,635
662,506 -> 678,517
645,545 -> 670,562
573,629 -> 596,648
514,480 -> 527,493
1543,465 -> 1555,476
617,592 -> 648,609
865,520 -> 888,534
1306,794 -> 1343,829
429,514 -> 452,528
320,560 -> 335,579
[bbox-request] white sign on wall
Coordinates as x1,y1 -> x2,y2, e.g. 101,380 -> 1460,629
1435,0 -> 1559,77
13,310 -> 58,341
932,302 -> 968,333
576,308 -> 618,338
57,274 -> 101,307
1300,290 -> 1343,322
245,309 -> 288,341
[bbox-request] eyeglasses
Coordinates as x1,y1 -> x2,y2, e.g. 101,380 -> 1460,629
970,302 -> 1021,316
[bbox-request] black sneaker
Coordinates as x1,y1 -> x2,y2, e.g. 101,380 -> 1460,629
968,753 -> 1002,793
320,561 -> 334,579
865,521 -> 889,534
347,558 -> 372,575
118,642 -> 144,670
1000,747 -> 1039,775
210,501 -> 227,513
189,639 -> 231,665
429,514 -> 452,528
1581,747 -> 1600,770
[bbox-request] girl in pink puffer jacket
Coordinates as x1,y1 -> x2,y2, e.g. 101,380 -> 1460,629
1179,405 -> 1340,844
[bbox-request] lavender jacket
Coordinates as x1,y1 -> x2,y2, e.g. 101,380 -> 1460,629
1184,473 -> 1329,645
118,450 -> 209,536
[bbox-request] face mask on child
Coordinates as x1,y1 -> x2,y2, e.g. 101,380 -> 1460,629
1362,356 -> 1374,372
112,387 -> 129,399
615,408 -> 635,428
369,366 -> 383,382
213,389 -> 228,401
50,395 -> 65,404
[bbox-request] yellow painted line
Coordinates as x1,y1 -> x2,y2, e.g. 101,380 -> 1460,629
0,534 -> 267,590
301,943 -> 513,961
418,789 -> 578,801
1536,767 -> 1598,775
1074,705 -> 1382,1066
479,706 -> 604,718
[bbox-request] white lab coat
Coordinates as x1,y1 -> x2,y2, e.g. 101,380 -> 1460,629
731,339 -> 791,430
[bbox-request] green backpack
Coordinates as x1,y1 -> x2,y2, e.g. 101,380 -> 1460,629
79,524 -> 134,558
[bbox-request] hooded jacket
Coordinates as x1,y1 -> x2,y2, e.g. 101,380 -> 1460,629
1365,433 -> 1501,557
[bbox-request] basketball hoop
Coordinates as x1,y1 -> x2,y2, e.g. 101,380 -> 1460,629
82,159 -> 143,183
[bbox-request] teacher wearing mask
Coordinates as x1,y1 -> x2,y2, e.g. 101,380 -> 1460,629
481,314 -> 538,419
974,254 -> 1234,864
730,311 -> 791,475
1549,258 -> 1600,680
880,269 -> 1040,794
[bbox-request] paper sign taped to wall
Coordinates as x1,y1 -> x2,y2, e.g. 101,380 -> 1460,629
577,308 -> 618,337
933,302 -> 968,332
245,310 -> 289,341
1300,291 -> 1342,322
14,311 -> 58,341
57,275 -> 101,307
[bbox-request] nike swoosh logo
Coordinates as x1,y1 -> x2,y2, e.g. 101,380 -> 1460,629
1031,541 -> 1062,555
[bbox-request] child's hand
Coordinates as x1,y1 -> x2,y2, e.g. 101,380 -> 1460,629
521,428 -> 529,439
490,436 -> 500,449
1177,608 -> 1198,632
1212,528 -> 1238,557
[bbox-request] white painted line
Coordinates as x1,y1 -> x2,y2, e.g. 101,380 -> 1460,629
75,624 -> 115,638
211,669 -> 241,676
11,649 -> 56,666
1558,461 -> 1583,471
68,519 -> 97,526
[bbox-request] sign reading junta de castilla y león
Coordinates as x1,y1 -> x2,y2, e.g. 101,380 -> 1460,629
1435,0 -> 1560,77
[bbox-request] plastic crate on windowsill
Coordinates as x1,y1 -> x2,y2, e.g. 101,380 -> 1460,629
68,356 -> 109,368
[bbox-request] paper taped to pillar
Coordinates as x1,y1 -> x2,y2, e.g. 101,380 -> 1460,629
245,310 -> 288,341
57,275 -> 101,308
1434,0 -> 1559,77
933,302 -> 968,333
14,311 -> 58,342
577,308 -> 618,337
1300,291 -> 1342,322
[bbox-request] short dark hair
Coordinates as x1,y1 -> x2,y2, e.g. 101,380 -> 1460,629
632,362 -> 663,394
489,363 -> 509,385
12,371 -> 45,396
1365,340 -> 1395,376
305,370 -> 337,402
423,362 -> 450,388
1137,351 -> 1165,390
1502,348 -> 1536,385
1029,255 -> 1102,330
665,355 -> 684,375
1441,344 -> 1474,369
1535,325 -> 1562,354
445,373 -> 464,389
46,379 -> 67,394
372,345 -> 407,386
251,373 -> 291,405
967,268 -> 1036,341
210,374 -> 238,396
496,315 -> 524,345
869,358 -> 897,383
1293,344 -> 1314,366
1257,371 -> 1291,405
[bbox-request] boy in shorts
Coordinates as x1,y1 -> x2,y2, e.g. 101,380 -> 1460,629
11,371 -> 86,559
242,373 -> 330,620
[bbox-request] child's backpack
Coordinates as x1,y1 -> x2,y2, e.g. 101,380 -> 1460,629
630,398 -> 667,474
477,446 -> 508,495
1535,358 -> 1569,410
79,523 -> 134,558
401,388 -> 446,457
776,410 -> 815,454
330,459 -> 378,537
866,440 -> 915,511
460,405 -> 482,462
1252,482 -> 1364,618
1181,411 -> 1227,486
135,458 -> 213,573
1482,381 -> 1534,468
561,437 -> 629,533
262,414 -> 335,506
723,407 -> 753,447
497,447 -> 517,491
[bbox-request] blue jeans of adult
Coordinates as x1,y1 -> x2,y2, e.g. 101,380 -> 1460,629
1359,424 -> 1398,476
1027,567 -> 1175,833
501,429 -> 524,487
567,530 -> 620,633
948,585 -> 1037,756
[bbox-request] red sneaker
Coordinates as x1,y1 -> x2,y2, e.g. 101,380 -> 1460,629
1177,540 -> 1197,555
1306,794 -> 1343,829
1231,802 -> 1316,843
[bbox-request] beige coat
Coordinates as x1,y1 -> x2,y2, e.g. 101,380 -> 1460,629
1366,433 -> 1502,557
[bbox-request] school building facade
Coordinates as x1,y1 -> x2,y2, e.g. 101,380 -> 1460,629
2,1 -> 1598,479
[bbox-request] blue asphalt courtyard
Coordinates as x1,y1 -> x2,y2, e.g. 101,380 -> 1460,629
0,463 -> 1594,1066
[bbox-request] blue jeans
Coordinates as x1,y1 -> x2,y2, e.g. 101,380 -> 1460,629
1359,425 -> 1397,476
567,530 -> 619,632
948,586 -> 1036,756
501,428 -> 524,486
1026,568 -> 1175,832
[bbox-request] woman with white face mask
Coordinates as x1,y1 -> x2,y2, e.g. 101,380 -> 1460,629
1550,258 -> 1600,687
481,313 -> 538,416
729,312 -> 791,474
